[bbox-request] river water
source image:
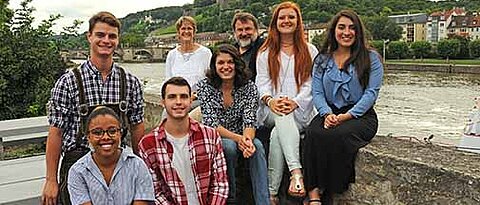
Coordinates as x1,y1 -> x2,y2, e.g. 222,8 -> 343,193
117,62 -> 480,145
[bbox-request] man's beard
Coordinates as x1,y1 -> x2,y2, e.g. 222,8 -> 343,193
236,35 -> 257,48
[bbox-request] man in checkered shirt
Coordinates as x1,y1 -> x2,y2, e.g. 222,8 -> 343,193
139,77 -> 228,205
41,11 -> 145,205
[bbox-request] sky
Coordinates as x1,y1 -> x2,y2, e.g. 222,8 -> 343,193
7,0 -> 194,33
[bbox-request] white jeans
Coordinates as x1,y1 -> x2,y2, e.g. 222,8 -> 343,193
266,112 -> 302,195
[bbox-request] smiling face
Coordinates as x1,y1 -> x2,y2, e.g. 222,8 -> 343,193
215,52 -> 236,82
87,22 -> 119,58
276,8 -> 298,35
177,21 -> 195,43
335,16 -> 356,49
234,19 -> 258,48
87,114 -> 121,158
162,84 -> 192,120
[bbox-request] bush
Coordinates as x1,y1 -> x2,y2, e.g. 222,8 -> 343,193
410,41 -> 432,60
470,39 -> 480,58
0,0 -> 66,120
387,41 -> 409,59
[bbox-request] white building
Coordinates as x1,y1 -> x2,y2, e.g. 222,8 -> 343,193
426,8 -> 466,42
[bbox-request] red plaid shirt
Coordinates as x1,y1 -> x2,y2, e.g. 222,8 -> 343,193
139,118 -> 229,205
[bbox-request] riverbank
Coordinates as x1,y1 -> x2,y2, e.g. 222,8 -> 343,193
386,62 -> 480,74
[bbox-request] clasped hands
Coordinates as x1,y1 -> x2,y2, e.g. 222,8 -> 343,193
268,96 -> 298,116
238,136 -> 256,158
323,113 -> 352,129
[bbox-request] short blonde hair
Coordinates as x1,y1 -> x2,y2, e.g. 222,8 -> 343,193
175,16 -> 197,32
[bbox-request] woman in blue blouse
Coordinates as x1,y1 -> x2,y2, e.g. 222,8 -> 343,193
196,44 -> 269,205
303,10 -> 384,205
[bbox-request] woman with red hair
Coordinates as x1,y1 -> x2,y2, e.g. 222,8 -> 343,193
255,1 -> 318,204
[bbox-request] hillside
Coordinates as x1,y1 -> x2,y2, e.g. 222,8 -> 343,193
118,0 -> 480,35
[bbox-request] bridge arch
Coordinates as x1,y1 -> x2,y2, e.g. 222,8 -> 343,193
134,49 -> 153,60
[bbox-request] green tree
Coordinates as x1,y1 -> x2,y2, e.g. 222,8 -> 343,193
410,41 -> 431,60
194,0 -> 215,7
387,41 -> 409,59
122,21 -> 149,48
370,40 -> 384,57
311,33 -> 326,50
57,19 -> 87,50
470,39 -> 480,58
364,15 -> 402,41
0,0 -> 66,120
437,38 -> 461,61
448,34 -> 470,58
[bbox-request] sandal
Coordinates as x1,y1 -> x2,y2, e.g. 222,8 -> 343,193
288,173 -> 306,197
309,199 -> 321,205
270,195 -> 280,205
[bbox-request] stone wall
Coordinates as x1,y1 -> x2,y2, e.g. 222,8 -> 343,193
386,63 -> 480,74
144,94 -> 480,204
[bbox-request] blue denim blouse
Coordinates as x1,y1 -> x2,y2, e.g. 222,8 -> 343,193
311,51 -> 384,118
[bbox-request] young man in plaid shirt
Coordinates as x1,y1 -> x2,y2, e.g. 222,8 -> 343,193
139,77 -> 228,205
41,11 -> 144,205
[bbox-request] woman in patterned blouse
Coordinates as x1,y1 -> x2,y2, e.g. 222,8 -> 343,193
196,44 -> 269,205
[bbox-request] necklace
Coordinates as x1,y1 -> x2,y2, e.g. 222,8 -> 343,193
279,54 -> 292,94
181,52 -> 193,62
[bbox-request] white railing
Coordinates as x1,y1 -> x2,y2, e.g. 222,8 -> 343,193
0,116 -> 49,160
0,116 -> 48,204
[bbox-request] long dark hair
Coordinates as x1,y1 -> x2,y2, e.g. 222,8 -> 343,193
320,10 -> 372,88
206,44 -> 251,89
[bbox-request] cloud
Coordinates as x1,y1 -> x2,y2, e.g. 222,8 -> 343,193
8,0 -> 193,33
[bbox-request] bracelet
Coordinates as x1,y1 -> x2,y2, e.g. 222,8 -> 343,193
264,96 -> 272,105
266,98 -> 273,107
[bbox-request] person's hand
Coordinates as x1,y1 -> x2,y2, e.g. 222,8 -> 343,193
268,97 -> 288,116
336,113 -> 353,124
191,91 -> 197,101
239,137 -> 255,158
41,179 -> 59,205
323,114 -> 339,129
279,98 -> 298,115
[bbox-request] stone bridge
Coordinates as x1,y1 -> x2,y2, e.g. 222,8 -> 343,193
64,46 -> 174,62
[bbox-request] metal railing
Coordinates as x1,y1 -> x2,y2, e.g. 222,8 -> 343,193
0,116 -> 49,160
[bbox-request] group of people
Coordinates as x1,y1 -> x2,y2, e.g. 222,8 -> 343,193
41,1 -> 383,205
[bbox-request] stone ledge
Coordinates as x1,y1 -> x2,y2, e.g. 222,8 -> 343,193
144,95 -> 480,204
339,136 -> 480,204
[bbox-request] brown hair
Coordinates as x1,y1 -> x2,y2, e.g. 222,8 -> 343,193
161,77 -> 192,99
231,12 -> 259,31
320,10 -> 372,88
175,16 -> 197,32
260,1 -> 312,92
207,44 -> 251,89
88,11 -> 121,33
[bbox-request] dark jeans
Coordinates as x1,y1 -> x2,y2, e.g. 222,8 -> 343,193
59,149 -> 89,205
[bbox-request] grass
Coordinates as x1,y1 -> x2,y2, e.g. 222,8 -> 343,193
151,25 -> 177,36
387,58 -> 480,65
3,143 -> 45,160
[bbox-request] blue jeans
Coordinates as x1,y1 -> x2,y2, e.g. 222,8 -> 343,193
222,138 -> 270,205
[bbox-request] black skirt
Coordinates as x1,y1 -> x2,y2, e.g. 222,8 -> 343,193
303,105 -> 378,194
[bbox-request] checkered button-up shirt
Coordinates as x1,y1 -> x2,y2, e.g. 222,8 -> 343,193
48,60 -> 144,152
139,118 -> 229,205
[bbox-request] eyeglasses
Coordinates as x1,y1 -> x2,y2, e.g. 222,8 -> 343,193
88,127 -> 121,139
